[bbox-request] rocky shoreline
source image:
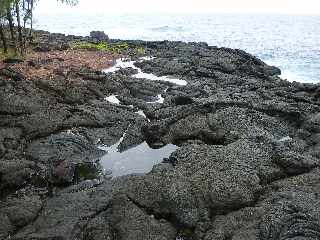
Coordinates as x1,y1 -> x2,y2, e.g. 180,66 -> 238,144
1,30 -> 320,240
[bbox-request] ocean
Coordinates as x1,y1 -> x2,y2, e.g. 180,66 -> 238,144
34,13 -> 320,83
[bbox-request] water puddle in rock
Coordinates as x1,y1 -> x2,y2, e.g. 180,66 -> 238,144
136,110 -> 147,118
101,57 -> 182,177
104,59 -> 137,73
99,138 -> 177,178
105,95 -> 121,104
134,71 -> 187,86
104,57 -> 188,86
147,94 -> 164,104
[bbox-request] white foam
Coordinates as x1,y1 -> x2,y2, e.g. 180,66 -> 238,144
105,95 -> 121,105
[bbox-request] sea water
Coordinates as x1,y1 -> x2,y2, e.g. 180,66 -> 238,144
34,13 -> 320,83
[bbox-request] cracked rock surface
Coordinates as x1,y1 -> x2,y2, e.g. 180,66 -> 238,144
1,31 -> 320,239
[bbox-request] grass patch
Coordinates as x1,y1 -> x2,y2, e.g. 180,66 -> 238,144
71,42 -> 110,51
135,47 -> 146,55
0,47 -> 22,61
71,41 -> 129,53
70,41 -> 147,56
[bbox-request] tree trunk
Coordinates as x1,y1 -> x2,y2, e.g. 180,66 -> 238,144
28,0 -> 34,41
6,7 -> 17,52
0,24 -> 8,54
23,2 -> 28,51
15,0 -> 24,55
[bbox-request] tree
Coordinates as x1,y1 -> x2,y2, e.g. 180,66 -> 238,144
0,24 -> 7,53
0,0 -> 13,53
0,0 -> 78,55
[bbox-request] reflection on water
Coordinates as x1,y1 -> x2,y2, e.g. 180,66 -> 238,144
99,140 -> 177,177
105,95 -> 121,104
136,110 -> 148,119
103,58 -> 188,86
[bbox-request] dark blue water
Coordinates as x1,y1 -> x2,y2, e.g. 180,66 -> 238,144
34,14 -> 320,83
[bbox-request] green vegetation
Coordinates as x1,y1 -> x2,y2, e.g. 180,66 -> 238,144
0,1 -> 147,58
113,42 -> 129,52
71,41 -> 148,56
177,228 -> 194,239
71,41 -> 129,54
74,163 -> 101,182
135,46 -> 146,55
0,46 -> 21,60
71,42 -> 110,51
0,0 -> 78,55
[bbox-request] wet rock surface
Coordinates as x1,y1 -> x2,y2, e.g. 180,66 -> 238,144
1,31 -> 320,239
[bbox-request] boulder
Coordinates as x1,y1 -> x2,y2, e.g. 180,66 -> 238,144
90,31 -> 109,41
